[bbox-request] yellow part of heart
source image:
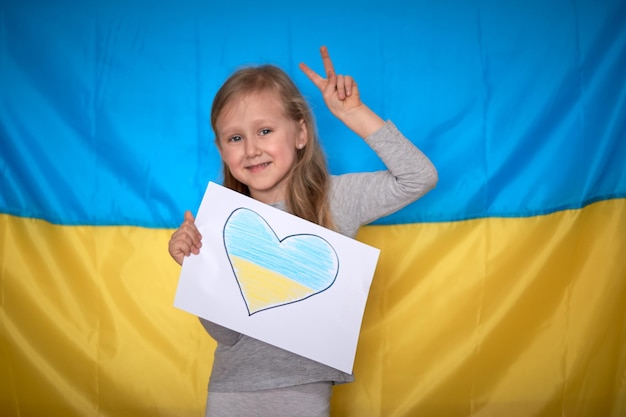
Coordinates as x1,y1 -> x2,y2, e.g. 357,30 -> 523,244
229,254 -> 317,313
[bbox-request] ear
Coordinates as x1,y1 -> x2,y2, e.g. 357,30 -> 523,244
296,119 -> 308,149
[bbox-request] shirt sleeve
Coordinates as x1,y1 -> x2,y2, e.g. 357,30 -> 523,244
199,317 -> 242,346
330,120 -> 438,237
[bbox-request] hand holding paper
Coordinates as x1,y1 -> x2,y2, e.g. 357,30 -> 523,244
169,210 -> 202,265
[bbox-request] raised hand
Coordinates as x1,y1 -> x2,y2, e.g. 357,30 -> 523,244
299,46 -> 384,139
168,210 -> 202,265
299,46 -> 363,120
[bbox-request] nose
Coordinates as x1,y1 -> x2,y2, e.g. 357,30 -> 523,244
244,137 -> 260,157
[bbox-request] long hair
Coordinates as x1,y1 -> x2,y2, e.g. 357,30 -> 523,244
210,65 -> 335,230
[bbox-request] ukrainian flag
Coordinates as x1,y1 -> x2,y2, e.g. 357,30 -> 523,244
1,0 -> 624,416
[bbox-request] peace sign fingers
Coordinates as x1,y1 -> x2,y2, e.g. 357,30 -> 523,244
299,46 -> 383,138
299,46 -> 335,90
300,46 -> 361,116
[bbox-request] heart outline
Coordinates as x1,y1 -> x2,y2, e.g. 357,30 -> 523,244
223,208 -> 340,316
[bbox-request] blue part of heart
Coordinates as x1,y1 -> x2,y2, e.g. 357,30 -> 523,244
223,208 -> 339,291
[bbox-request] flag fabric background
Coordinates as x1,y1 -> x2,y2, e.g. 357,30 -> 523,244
1,0 -> 625,416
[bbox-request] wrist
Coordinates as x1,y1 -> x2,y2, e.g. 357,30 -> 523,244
341,106 -> 385,139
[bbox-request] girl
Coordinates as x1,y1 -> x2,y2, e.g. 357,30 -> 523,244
168,46 -> 438,417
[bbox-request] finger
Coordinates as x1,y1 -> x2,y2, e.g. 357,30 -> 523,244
169,248 -> 184,266
344,75 -> 354,97
169,220 -> 202,264
178,225 -> 202,249
319,45 -> 335,78
179,229 -> 201,252
182,210 -> 202,241
298,62 -> 325,90
169,230 -> 190,249
336,74 -> 346,100
324,67 -> 337,97
168,239 -> 189,264
318,46 -> 340,97
170,233 -> 199,256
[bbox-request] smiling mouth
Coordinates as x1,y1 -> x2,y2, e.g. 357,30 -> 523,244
246,162 -> 271,171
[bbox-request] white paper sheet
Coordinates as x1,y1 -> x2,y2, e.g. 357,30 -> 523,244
174,181 -> 380,373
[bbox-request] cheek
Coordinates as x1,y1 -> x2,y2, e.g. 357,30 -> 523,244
219,148 -> 240,169
274,145 -> 298,165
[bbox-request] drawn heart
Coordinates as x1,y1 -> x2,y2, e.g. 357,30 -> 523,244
223,208 -> 339,315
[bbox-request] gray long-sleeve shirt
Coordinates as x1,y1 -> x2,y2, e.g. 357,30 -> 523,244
201,120 -> 438,392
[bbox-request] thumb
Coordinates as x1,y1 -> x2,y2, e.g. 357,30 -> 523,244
184,210 -> 195,223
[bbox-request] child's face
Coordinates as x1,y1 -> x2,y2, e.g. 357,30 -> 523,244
216,90 -> 308,204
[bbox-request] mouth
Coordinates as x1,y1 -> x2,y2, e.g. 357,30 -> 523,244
245,162 -> 271,172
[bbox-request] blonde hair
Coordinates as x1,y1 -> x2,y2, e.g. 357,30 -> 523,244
210,65 -> 335,230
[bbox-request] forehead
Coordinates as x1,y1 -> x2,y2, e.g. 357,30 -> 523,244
220,89 -> 286,121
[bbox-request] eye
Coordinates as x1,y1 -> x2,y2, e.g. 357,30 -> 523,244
259,128 -> 272,136
228,135 -> 243,143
